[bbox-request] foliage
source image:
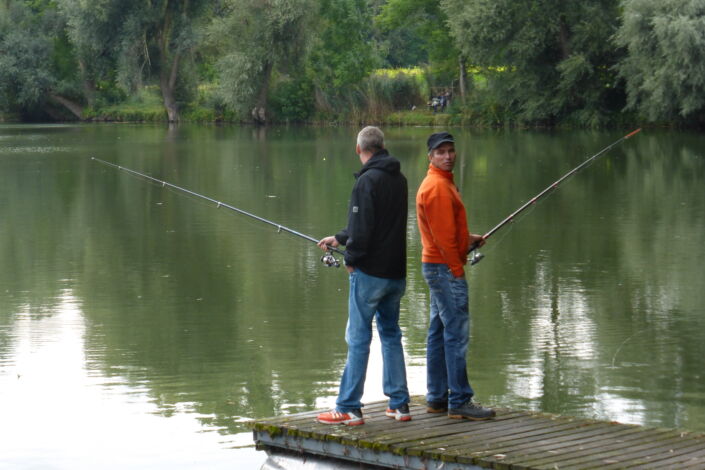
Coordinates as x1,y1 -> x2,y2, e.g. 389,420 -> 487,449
58,0 -> 214,121
57,0 -> 124,96
0,2 -> 53,110
615,0 -> 705,123
269,78 -> 315,122
209,0 -> 314,119
375,67 -> 430,102
0,0 -> 702,127
308,0 -> 380,93
368,70 -> 425,110
441,0 -> 625,127
377,26 -> 428,68
376,0 -> 458,82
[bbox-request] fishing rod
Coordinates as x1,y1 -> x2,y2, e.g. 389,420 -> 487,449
469,128 -> 642,266
92,157 -> 343,267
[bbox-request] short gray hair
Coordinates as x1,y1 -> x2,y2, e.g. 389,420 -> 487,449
357,126 -> 384,152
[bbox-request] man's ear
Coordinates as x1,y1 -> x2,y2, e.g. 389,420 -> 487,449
355,144 -> 362,156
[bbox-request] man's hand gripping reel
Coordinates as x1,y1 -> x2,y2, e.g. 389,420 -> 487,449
321,245 -> 342,267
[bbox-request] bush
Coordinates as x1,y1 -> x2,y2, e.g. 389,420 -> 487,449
269,78 -> 315,122
312,68 -> 427,123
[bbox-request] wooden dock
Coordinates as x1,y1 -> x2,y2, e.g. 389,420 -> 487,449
249,396 -> 705,469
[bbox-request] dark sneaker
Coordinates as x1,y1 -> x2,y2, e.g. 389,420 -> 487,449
426,401 -> 448,413
317,408 -> 364,426
448,401 -> 495,420
385,403 -> 412,421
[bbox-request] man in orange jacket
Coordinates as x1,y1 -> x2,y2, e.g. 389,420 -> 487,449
416,131 -> 495,420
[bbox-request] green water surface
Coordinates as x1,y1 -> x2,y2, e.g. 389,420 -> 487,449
1,124 -> 703,469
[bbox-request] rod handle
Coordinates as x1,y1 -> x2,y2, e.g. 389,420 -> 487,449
468,235 -> 487,253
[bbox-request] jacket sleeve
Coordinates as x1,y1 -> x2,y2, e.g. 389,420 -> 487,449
342,175 -> 375,267
421,184 -> 466,276
334,228 -> 349,245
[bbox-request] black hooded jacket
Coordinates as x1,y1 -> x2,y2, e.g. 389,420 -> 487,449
334,149 -> 407,279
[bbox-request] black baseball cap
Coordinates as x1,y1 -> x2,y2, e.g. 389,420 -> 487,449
427,132 -> 455,152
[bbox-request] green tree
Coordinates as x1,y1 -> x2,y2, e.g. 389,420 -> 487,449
615,0 -> 705,123
58,0 -> 127,107
150,0 -> 213,122
0,0 -> 82,119
307,0 -> 380,111
442,0 -> 625,126
376,0 -> 461,95
59,0 -> 213,122
208,0 -> 314,123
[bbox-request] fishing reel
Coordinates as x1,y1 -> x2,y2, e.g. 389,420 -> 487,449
469,251 -> 485,266
321,251 -> 341,268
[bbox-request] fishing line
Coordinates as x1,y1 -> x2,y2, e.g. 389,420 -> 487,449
469,128 -> 642,265
92,157 -> 343,268
611,328 -> 649,368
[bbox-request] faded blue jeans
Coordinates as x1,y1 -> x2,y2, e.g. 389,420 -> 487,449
336,269 -> 409,413
422,263 -> 474,409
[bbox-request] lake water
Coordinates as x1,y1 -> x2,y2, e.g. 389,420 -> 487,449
1,123 -> 704,469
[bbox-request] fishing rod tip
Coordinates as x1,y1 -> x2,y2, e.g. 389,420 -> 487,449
625,128 -> 642,139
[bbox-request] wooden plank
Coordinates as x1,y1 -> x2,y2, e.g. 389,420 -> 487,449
670,447 -> 705,468
448,423 -> 635,466
249,398 -> 705,470
464,423 -> 655,468
597,438 -> 705,470
428,426 -> 640,468
398,413 -> 539,456
512,430 -> 676,469
383,413 -> 533,456
381,411 -> 530,445
408,415 -> 598,455
520,430 -> 696,469
315,409 -> 524,452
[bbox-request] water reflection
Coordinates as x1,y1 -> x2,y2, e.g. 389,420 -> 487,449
0,288 -> 257,469
1,124 -> 704,469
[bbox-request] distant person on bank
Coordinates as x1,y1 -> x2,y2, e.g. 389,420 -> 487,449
316,126 -> 411,426
416,132 -> 495,420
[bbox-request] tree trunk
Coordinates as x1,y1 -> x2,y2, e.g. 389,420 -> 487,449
160,66 -> 179,123
252,61 -> 272,125
158,6 -> 180,123
48,93 -> 83,120
78,60 -> 96,107
458,55 -> 468,101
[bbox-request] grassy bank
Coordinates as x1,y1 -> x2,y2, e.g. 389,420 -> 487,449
82,104 -> 457,126
382,110 -> 453,126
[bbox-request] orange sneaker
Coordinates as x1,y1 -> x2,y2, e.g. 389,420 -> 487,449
385,403 -> 412,421
316,409 -> 364,426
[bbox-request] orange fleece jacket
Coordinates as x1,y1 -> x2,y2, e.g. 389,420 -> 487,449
416,164 -> 470,277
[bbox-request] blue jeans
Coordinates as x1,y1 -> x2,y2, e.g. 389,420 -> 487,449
422,263 -> 474,408
336,269 -> 409,412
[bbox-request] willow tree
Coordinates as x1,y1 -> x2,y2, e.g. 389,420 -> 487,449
615,0 -> 705,124
209,0 -> 314,123
0,0 -> 82,119
60,0 -> 213,122
307,0 -> 380,112
441,0 -> 625,126
58,0 -> 127,107
149,0 -> 213,122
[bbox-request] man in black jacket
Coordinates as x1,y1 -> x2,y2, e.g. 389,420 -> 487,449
316,126 -> 411,425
